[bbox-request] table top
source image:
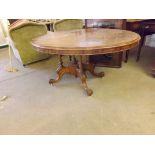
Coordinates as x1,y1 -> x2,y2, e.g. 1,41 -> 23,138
31,28 -> 140,55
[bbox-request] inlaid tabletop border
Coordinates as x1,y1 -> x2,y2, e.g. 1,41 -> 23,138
32,28 -> 141,55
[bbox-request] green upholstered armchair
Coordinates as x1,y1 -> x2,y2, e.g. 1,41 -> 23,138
9,20 -> 50,65
53,19 -> 84,31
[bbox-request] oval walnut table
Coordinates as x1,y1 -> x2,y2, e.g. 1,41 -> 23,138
32,28 -> 140,96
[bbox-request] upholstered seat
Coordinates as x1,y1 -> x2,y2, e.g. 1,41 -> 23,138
9,20 -> 50,65
53,19 -> 83,31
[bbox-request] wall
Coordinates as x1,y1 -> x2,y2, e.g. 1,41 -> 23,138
0,19 -> 9,46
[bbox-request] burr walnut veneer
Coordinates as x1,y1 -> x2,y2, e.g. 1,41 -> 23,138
32,28 -> 140,96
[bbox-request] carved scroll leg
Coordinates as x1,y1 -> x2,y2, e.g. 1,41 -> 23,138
83,63 -> 104,77
78,71 -> 93,96
49,55 -> 64,85
49,54 -> 78,85
77,56 -> 93,96
49,68 -> 65,85
49,66 -> 78,85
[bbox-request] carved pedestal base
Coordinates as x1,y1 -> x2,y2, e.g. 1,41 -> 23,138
49,55 -> 104,96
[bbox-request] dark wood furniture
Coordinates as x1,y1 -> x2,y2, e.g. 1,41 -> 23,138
136,20 -> 155,61
31,28 -> 140,96
141,21 -> 155,77
126,19 -> 155,77
85,19 -> 126,68
126,19 -> 155,61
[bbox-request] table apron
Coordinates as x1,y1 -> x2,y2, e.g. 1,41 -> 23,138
32,41 -> 139,56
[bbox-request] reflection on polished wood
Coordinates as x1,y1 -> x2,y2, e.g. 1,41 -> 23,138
32,28 -> 140,96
